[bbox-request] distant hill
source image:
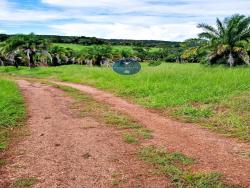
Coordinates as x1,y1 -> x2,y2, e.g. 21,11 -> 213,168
0,34 -> 180,48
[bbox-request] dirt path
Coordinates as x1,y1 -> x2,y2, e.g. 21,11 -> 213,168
53,81 -> 250,187
0,80 -> 170,188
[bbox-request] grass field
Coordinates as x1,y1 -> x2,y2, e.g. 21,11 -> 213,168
53,43 -> 159,52
0,78 -> 25,150
0,63 -> 249,140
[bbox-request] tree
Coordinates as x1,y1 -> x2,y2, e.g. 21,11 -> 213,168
0,34 -> 51,68
86,45 -> 113,66
198,14 -> 250,67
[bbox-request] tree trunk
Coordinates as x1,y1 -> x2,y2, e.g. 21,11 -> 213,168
0,59 -> 4,66
27,49 -> 32,69
228,52 -> 234,67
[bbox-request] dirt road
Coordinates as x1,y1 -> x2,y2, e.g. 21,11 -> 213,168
53,81 -> 250,187
0,80 -> 169,188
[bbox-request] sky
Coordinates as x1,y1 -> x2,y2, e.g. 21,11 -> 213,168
0,0 -> 249,41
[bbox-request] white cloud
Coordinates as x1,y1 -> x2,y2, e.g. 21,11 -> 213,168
42,0 -> 250,16
0,0 -> 9,8
42,0 -> 142,8
0,0 -> 65,21
0,10 -> 66,22
0,0 -> 249,41
50,22 -> 202,41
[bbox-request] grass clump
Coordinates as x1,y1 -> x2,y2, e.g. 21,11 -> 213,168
123,133 -> 139,144
139,146 -> 236,188
13,177 -> 37,187
136,128 -> 153,139
104,112 -> 142,130
174,106 -> 214,122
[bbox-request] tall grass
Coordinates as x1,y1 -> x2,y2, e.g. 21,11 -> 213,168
1,64 -> 249,108
0,79 -> 25,149
1,63 -> 249,140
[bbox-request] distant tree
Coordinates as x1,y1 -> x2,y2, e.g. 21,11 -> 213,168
0,34 -> 51,68
133,47 -> 149,61
180,39 -> 207,63
198,14 -> 250,67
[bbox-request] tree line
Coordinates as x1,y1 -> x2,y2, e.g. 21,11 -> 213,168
0,14 -> 249,68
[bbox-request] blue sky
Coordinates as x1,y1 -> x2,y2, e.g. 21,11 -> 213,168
0,0 -> 249,41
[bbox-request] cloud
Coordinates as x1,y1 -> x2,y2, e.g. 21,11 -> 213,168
0,10 -> 66,22
42,0 -> 142,8
0,0 -> 249,41
42,0 -> 250,16
50,22 -> 202,41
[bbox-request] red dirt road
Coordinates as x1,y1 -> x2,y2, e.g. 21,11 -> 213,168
53,81 -> 250,187
0,80 -> 170,188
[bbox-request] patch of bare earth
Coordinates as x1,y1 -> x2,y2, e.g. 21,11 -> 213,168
0,80 -> 170,188
53,81 -> 250,187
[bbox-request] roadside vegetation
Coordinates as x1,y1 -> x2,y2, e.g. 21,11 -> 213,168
0,78 -> 25,150
1,63 -> 250,141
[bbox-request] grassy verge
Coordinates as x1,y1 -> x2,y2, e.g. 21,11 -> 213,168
0,64 -> 249,141
0,79 -> 25,150
171,91 -> 250,141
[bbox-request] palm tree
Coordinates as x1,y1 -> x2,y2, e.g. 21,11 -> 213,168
198,14 -> 250,67
0,34 -> 51,68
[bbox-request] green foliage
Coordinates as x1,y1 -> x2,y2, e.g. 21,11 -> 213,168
0,34 -> 51,68
123,133 -> 139,144
198,14 -> 250,67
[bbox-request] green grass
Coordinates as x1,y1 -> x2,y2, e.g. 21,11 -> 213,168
13,177 -> 37,187
1,63 -> 250,140
139,146 -> 237,188
2,64 -> 249,108
123,133 -> 139,144
53,43 -> 159,52
0,79 -> 25,150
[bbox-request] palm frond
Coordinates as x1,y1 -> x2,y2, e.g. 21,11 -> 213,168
197,23 -> 219,36
233,47 -> 250,65
216,18 -> 225,36
198,32 -> 218,40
